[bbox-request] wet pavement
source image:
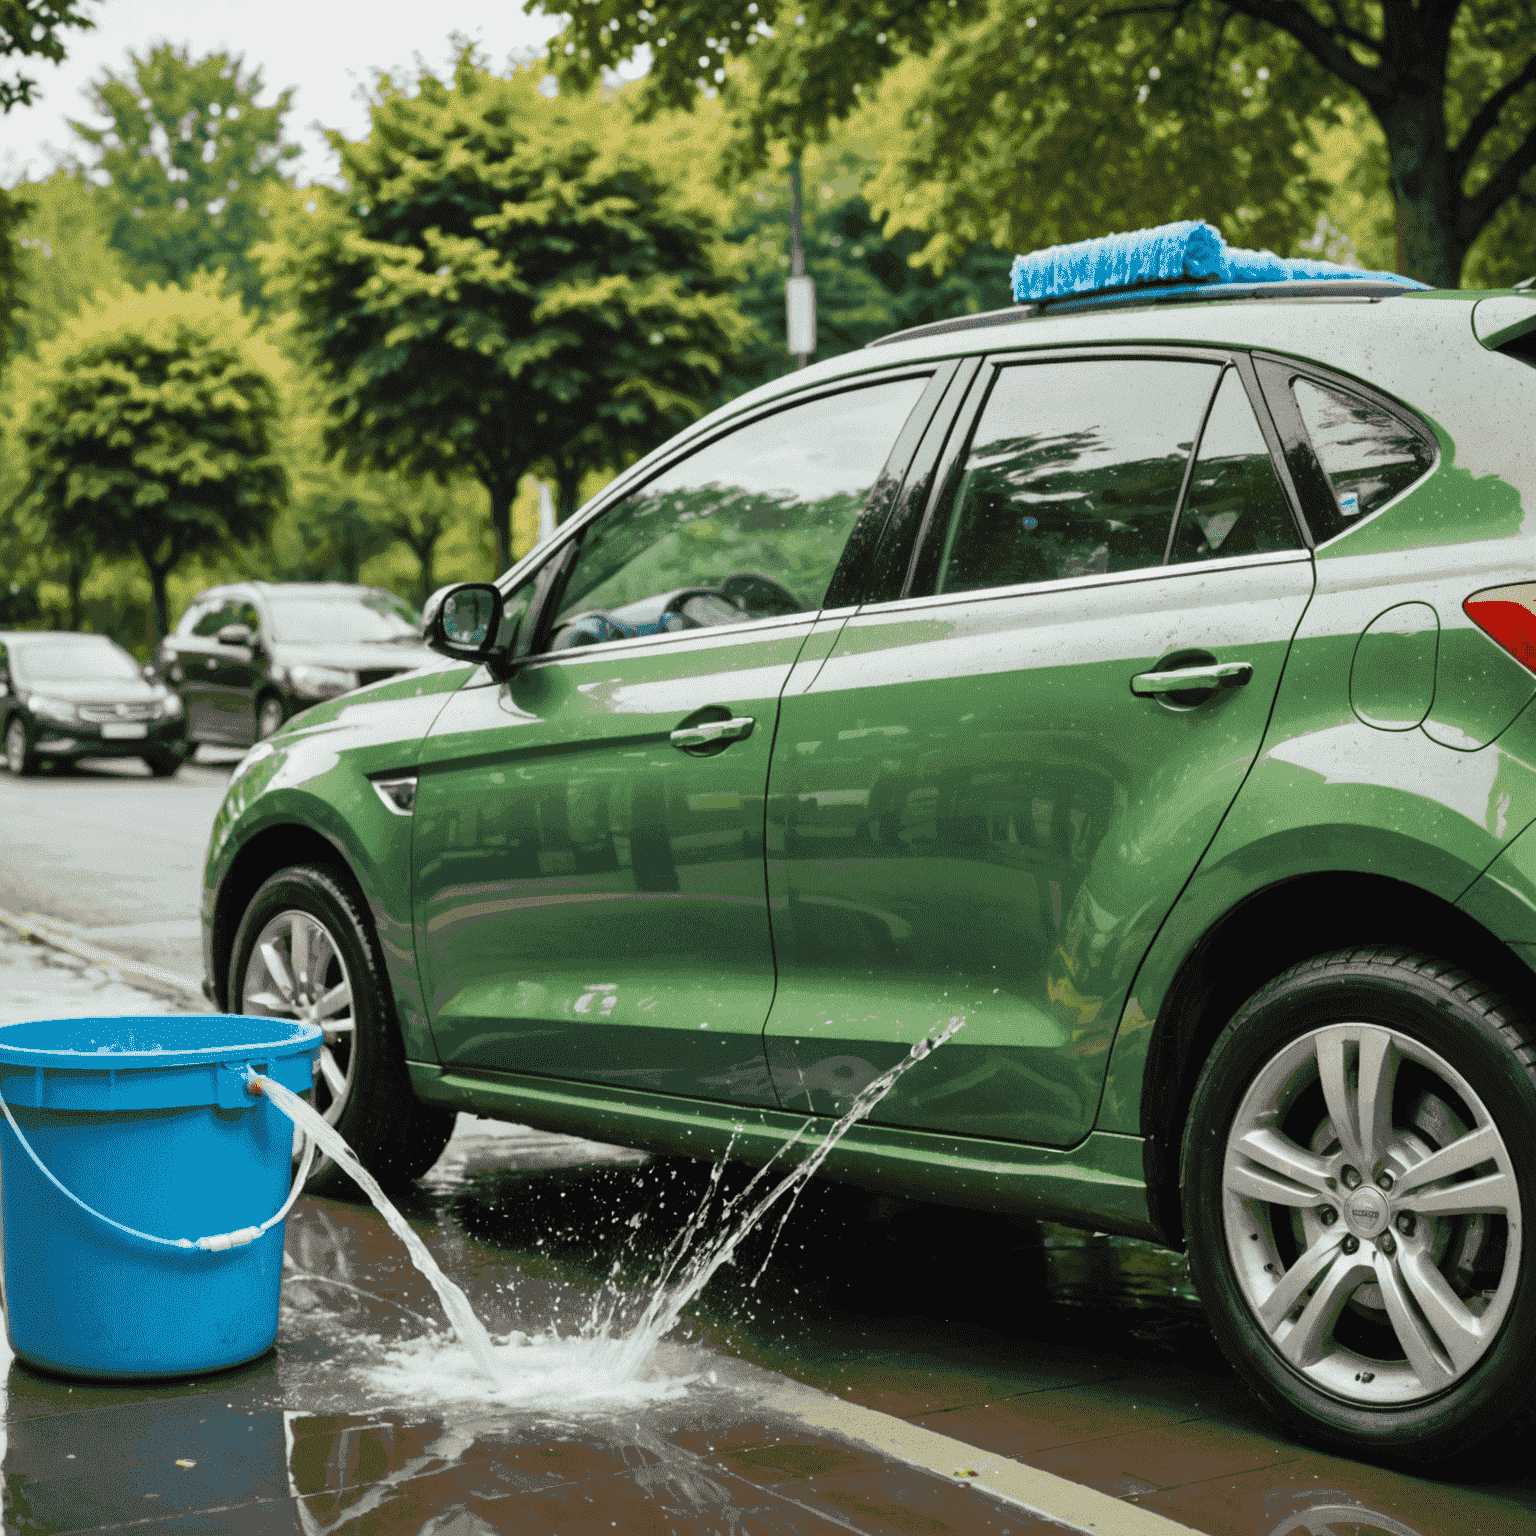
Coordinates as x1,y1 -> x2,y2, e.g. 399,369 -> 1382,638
2,1110 -> 1534,1536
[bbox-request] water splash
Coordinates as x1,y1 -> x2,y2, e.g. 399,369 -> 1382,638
255,1074 -> 504,1384
257,1016 -> 965,1402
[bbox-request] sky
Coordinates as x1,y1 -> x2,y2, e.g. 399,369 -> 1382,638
0,0 -> 606,186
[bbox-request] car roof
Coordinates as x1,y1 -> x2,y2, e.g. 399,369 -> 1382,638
0,630 -> 120,645
190,582 -> 396,602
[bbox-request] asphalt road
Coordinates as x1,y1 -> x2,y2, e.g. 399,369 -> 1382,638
0,749 -> 239,985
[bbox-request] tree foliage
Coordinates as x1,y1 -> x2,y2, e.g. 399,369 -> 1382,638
264,53 -> 747,572
10,280 -> 288,637
551,0 -> 1536,287
71,44 -> 300,312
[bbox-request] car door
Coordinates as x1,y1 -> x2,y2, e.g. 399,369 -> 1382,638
167,596 -> 236,740
411,371 -> 939,1104
763,350 -> 1317,1146
205,598 -> 264,745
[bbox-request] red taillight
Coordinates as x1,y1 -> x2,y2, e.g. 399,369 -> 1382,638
1465,585 -> 1536,674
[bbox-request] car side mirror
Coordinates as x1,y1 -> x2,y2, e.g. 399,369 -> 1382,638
423,583 -> 512,663
216,623 -> 254,648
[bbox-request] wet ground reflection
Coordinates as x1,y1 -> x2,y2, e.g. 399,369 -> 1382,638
3,1119 -> 1534,1535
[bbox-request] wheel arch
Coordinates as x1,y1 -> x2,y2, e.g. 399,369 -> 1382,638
209,822 -> 350,1010
1136,870 -> 1536,1248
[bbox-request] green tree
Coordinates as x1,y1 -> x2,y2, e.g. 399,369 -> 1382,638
552,0 -> 1536,288
1,0 -> 95,359
71,43 -> 300,312
10,279 -> 288,637
264,53 -> 746,572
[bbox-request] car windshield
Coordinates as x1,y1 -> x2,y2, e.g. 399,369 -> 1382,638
11,638 -> 143,685
265,591 -> 423,645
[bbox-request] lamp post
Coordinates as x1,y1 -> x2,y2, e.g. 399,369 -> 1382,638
786,156 -> 816,369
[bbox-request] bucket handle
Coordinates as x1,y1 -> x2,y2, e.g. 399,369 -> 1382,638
0,1079 -> 316,1253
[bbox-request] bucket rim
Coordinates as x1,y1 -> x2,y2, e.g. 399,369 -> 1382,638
0,1014 -> 322,1071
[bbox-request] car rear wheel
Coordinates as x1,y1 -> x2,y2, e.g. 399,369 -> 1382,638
4,717 -> 36,776
1183,950 -> 1536,1463
230,864 -> 455,1195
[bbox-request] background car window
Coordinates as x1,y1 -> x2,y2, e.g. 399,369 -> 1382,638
192,599 -> 239,637
11,637 -> 142,684
1292,377 -> 1434,522
549,375 -> 928,649
266,590 -> 421,644
932,358 -> 1219,595
1170,369 -> 1301,564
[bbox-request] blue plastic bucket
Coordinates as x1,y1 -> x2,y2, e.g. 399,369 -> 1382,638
0,1013 -> 321,1379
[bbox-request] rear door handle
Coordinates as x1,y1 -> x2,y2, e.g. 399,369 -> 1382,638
1131,661 -> 1253,696
670,716 -> 755,750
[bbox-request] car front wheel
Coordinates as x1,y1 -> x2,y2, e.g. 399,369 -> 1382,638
1183,949 -> 1536,1464
229,864 -> 455,1194
4,717 -> 36,776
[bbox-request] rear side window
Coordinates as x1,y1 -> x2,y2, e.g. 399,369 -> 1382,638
1171,369 -> 1302,564
550,374 -> 927,648
930,358 -> 1219,595
1293,378 -> 1434,523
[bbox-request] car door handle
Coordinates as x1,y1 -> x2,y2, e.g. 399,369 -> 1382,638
670,716 -> 755,750
1131,661 -> 1253,696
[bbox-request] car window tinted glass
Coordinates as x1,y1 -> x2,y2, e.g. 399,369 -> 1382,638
550,375 -> 927,650
933,359 -> 1218,595
12,638 -> 141,685
192,600 -> 239,638
1292,378 -> 1434,522
266,590 -> 423,644
1171,369 -> 1301,564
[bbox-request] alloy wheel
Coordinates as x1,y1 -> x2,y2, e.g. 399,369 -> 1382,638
1223,1022 -> 1521,1406
240,908 -> 356,1137
5,719 -> 29,775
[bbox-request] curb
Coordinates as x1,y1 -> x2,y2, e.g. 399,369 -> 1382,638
0,907 -> 209,1011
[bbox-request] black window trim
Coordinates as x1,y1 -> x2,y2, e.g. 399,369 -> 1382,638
1251,352 -> 1440,546
896,343 -> 1310,602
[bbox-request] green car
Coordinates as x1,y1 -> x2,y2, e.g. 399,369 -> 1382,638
204,272 -> 1536,1461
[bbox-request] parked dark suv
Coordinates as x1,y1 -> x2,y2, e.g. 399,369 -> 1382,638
157,583 -> 433,746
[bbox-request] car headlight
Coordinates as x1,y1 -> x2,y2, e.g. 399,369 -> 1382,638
286,664 -> 359,700
29,695 -> 78,722
157,690 -> 184,718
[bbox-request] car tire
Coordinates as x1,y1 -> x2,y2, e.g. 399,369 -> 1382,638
143,751 -> 181,778
4,717 -> 37,777
256,694 -> 286,740
229,864 -> 456,1195
1182,948 -> 1536,1464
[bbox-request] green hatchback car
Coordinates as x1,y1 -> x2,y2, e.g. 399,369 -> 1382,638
204,273 -> 1536,1461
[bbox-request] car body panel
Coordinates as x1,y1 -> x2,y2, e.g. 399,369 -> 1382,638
406,1059 -> 1157,1237
410,615 -> 822,1105
764,551 -> 1315,1146
203,659 -> 473,1056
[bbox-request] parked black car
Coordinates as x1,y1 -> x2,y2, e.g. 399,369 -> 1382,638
0,631 -> 189,777
155,583 -> 433,746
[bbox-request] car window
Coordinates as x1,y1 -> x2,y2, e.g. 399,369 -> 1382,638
548,375 -> 928,650
930,358 -> 1220,595
11,638 -> 142,685
1170,369 -> 1302,564
192,599 -> 240,638
1292,377 -> 1434,522
265,590 -> 422,644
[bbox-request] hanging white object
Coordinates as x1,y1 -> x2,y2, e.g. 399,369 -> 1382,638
536,482 -> 557,544
786,275 -> 816,358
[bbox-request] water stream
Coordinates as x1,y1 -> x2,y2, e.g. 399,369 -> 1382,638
255,1015 -> 965,1399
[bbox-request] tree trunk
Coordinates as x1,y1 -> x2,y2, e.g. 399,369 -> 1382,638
64,547 -> 89,631
144,559 -> 172,641
1380,95 -> 1464,287
555,464 -> 584,526
488,481 -> 516,576
406,534 -> 437,606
